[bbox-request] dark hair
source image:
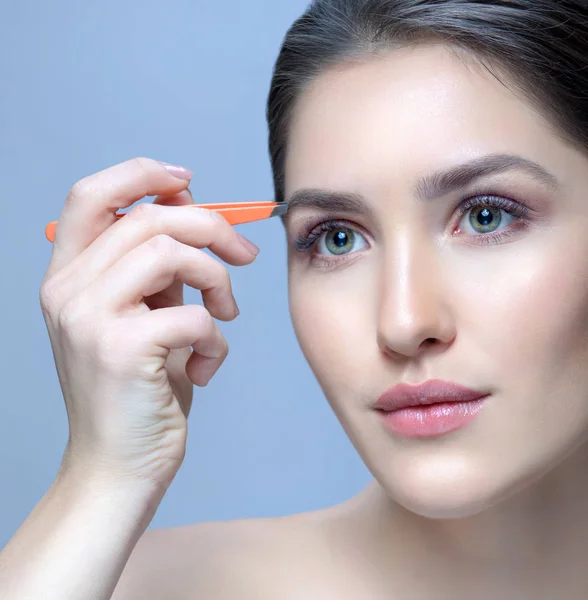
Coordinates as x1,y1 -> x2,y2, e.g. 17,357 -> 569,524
266,0 -> 588,204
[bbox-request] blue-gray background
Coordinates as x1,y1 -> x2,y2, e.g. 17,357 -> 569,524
0,0 -> 371,546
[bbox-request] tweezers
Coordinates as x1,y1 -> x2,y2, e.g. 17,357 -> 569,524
45,201 -> 289,243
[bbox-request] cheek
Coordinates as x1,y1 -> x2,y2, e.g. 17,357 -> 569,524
451,240 -> 588,484
288,268 -> 376,388
461,241 -> 588,378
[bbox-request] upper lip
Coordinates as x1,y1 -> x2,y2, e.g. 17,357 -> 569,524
374,379 -> 489,412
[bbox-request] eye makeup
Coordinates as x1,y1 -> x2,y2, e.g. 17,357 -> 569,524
290,190 -> 535,266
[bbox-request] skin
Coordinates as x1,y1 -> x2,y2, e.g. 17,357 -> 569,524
279,43 -> 588,596
121,42 -> 588,599
26,42 -> 588,600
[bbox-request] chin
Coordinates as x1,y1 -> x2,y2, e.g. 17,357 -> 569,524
391,488 -> 503,520
369,453 -> 535,520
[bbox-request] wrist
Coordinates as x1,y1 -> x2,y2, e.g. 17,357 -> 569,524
56,454 -> 168,510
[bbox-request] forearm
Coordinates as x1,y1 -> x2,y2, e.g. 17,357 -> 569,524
0,465 -> 164,600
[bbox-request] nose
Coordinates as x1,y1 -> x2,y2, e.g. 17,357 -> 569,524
377,237 -> 456,359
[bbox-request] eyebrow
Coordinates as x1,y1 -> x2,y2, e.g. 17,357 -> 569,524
285,153 -> 560,214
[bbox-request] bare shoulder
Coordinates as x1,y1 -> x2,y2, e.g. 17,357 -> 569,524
112,508 -> 338,600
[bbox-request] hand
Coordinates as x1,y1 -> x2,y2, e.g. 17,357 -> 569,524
40,158 -> 260,495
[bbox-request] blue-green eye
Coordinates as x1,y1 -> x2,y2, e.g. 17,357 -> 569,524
457,195 -> 527,236
467,205 -> 506,234
317,226 -> 367,256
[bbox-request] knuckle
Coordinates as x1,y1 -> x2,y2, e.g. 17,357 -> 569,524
207,208 -> 226,223
128,201 -> 160,223
39,278 -> 62,313
130,156 -> 152,175
201,257 -> 229,290
67,177 -> 93,204
145,233 -> 178,255
192,303 -> 213,325
194,206 -> 224,225
192,306 -> 219,338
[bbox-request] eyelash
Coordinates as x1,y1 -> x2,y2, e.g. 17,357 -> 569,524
292,194 -> 531,262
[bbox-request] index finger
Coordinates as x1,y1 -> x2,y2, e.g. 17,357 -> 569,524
48,157 -> 193,275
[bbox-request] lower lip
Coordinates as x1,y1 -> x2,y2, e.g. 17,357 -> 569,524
376,397 -> 489,438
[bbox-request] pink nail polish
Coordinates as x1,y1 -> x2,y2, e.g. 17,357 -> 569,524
159,161 -> 193,181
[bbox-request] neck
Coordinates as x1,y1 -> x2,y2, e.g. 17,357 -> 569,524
345,442 -> 588,597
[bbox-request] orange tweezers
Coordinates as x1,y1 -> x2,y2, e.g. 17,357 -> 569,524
45,201 -> 289,243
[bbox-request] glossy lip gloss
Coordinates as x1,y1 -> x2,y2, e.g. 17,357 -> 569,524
373,379 -> 490,438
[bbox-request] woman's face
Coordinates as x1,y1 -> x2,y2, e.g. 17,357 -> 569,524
283,44 -> 588,519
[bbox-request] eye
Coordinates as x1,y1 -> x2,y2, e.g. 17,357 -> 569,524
316,226 -> 368,256
292,218 -> 369,259
455,195 -> 530,240
459,204 -> 514,235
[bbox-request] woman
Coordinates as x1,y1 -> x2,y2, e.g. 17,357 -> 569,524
3,0 -> 588,597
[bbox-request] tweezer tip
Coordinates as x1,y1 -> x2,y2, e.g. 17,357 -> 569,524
271,203 -> 289,218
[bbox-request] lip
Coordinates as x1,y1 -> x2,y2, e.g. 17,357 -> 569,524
374,379 -> 490,438
374,379 -> 489,411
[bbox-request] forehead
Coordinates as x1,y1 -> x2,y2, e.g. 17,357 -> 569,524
284,44 -> 554,196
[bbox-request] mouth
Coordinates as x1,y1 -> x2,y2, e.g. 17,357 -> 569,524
373,379 -> 490,438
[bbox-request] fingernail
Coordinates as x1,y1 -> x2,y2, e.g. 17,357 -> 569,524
236,232 -> 260,256
233,297 -> 240,317
159,161 -> 193,181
